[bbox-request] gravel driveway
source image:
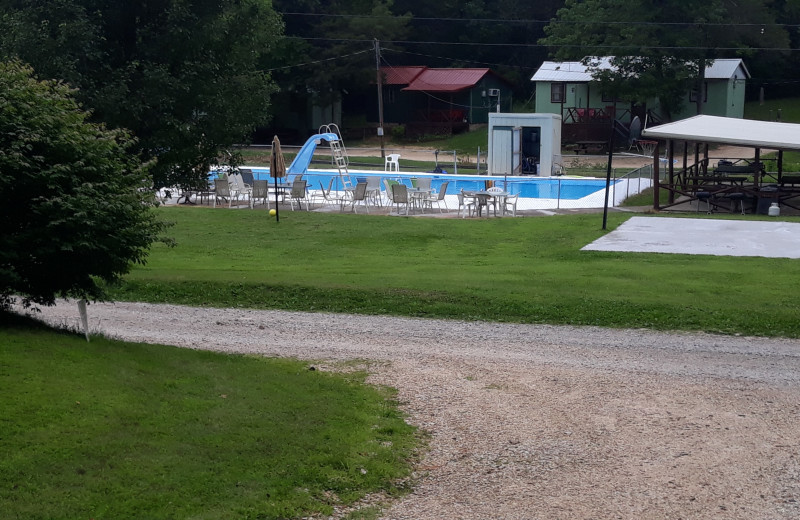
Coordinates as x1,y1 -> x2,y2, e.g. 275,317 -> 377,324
26,301 -> 800,519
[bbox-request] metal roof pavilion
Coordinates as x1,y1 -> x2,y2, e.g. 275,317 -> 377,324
642,115 -> 800,151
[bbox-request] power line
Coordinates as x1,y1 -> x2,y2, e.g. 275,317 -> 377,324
264,49 -> 371,72
289,36 -> 800,52
280,11 -> 800,29
383,48 -> 537,71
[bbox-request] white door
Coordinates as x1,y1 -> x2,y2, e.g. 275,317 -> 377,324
491,127 -> 512,176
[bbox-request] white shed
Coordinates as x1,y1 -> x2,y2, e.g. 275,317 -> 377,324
488,113 -> 562,177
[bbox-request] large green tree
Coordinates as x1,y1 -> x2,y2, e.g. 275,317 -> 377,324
269,0 -> 410,132
0,61 -> 166,309
0,0 -> 283,188
540,0 -> 790,119
392,0 -> 562,89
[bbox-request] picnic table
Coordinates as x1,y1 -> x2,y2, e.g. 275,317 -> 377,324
574,141 -> 607,155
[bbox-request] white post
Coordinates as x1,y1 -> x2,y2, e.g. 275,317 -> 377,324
77,299 -> 90,342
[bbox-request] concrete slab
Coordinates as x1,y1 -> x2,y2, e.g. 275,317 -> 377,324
582,216 -> 800,259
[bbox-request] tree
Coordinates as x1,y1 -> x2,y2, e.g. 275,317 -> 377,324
0,0 -> 283,189
540,0 -> 790,119
0,61 -> 167,309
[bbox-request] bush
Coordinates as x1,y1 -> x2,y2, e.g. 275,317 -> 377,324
0,61 -> 167,309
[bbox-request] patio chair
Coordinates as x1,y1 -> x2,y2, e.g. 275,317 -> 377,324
424,181 -> 449,213
457,190 -> 474,218
289,179 -> 309,211
240,168 -> 255,187
413,177 -> 432,191
213,177 -> 233,208
473,193 -> 492,217
391,183 -> 411,215
486,186 -> 504,216
229,172 -> 252,205
251,179 -> 270,209
385,153 -> 401,172
502,193 -> 518,217
344,181 -> 369,213
365,176 -> 382,206
383,179 -> 399,205
310,178 -> 339,208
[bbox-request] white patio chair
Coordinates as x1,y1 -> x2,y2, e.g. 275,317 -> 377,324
457,190 -> 474,218
385,153 -> 401,172
486,186 -> 504,216
502,193 -> 518,217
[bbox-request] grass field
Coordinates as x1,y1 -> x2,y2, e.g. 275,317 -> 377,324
109,208 -> 800,338
745,97 -> 800,123
0,312 -> 417,519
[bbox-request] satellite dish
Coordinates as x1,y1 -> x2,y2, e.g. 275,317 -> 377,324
628,116 -> 642,147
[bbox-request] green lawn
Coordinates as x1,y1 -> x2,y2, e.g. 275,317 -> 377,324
0,313 -> 417,519
745,97 -> 800,123
111,208 -> 800,338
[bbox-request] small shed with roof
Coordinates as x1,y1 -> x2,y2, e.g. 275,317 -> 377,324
375,66 -> 513,135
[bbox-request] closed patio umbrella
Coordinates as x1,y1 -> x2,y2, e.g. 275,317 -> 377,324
270,135 -> 287,222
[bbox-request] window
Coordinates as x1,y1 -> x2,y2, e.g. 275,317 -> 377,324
690,82 -> 708,103
550,83 -> 566,103
601,91 -> 619,103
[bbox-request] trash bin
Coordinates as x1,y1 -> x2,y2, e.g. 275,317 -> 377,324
757,186 -> 779,215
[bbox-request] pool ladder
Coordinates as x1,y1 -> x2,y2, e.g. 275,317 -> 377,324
320,123 -> 353,189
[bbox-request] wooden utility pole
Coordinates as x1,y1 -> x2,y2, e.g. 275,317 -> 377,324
375,38 -> 385,159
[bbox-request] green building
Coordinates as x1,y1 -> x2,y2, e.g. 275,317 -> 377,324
530,58 -> 749,142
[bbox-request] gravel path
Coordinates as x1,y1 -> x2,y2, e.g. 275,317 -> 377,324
25,301 -> 800,519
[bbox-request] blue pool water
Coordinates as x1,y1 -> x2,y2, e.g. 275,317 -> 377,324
237,169 -> 617,200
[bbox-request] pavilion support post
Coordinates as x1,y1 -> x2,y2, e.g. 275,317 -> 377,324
755,148 -> 762,188
778,150 -> 784,182
694,143 -> 700,177
703,143 -> 709,175
668,140 -> 675,205
653,141 -> 660,210
682,141 -> 689,193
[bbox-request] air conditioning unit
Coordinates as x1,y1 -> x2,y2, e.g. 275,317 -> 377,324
487,88 -> 500,97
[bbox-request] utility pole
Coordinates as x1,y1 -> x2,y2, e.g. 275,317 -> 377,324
375,38 -> 386,159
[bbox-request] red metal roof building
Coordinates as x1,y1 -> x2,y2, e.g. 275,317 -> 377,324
376,66 -> 512,135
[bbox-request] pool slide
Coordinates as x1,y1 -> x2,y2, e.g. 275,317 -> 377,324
287,132 -> 340,174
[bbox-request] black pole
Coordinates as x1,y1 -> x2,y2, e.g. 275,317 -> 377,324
602,120 -> 617,230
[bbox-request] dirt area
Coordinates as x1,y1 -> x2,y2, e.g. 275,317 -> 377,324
23,301 -> 800,520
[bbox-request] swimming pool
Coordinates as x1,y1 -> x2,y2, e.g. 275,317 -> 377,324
242,168 -> 618,200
